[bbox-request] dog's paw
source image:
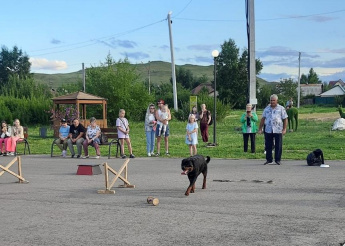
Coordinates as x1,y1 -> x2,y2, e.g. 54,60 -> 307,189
185,192 -> 190,196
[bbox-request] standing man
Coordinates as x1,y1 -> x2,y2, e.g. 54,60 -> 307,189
259,94 -> 288,165
67,118 -> 85,158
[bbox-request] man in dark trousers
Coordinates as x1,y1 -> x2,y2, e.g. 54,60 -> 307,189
67,118 -> 85,158
259,94 -> 288,165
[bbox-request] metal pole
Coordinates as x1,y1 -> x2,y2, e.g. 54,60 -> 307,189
167,11 -> 178,111
297,52 -> 301,108
148,61 -> 151,95
213,57 -> 217,145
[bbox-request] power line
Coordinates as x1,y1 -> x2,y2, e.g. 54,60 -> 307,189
174,9 -> 345,22
172,0 -> 193,18
29,18 -> 166,56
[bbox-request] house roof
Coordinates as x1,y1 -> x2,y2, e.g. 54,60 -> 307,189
191,83 -> 214,95
319,85 -> 345,97
329,79 -> 344,87
52,91 -> 107,101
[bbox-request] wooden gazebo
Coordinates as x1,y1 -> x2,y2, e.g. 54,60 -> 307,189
52,91 -> 107,136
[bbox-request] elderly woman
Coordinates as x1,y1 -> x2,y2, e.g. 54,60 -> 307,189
83,117 -> 101,158
240,104 -> 258,153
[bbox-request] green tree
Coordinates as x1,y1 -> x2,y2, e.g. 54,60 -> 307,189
300,74 -> 308,84
216,39 -> 263,109
257,84 -> 274,108
307,68 -> 322,84
277,78 -> 298,104
171,67 -> 195,90
0,46 -> 31,87
86,54 -> 154,122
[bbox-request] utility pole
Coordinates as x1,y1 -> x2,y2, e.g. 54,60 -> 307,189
247,0 -> 257,108
297,52 -> 301,108
82,63 -> 86,92
167,11 -> 178,111
142,61 -> 151,95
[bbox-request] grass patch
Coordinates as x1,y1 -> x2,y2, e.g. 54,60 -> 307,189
20,107 -> 345,160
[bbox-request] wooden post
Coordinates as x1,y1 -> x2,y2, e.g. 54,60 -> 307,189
0,156 -> 28,183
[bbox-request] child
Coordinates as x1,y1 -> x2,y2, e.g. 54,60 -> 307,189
116,109 -> 135,159
0,121 -> 10,156
54,118 -> 70,157
185,114 -> 198,156
158,104 -> 169,136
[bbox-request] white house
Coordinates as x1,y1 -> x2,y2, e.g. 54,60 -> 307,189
319,85 -> 345,97
300,84 -> 323,96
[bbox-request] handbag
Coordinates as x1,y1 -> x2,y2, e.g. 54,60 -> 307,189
99,133 -> 108,144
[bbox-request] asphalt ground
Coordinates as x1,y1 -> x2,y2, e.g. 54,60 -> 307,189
1,155 -> 345,246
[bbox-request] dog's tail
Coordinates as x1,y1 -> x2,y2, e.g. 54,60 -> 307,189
205,156 -> 211,164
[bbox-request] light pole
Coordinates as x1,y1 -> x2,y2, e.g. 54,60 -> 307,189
212,50 -> 219,146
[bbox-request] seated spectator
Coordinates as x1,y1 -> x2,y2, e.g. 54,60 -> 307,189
6,119 -> 24,155
67,118 -> 85,158
54,118 -> 70,157
83,117 -> 101,159
0,121 -> 10,156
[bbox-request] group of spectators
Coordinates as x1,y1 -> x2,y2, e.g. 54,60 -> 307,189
55,110 -> 135,159
0,119 -> 24,156
145,100 -> 212,157
1,95 -> 290,162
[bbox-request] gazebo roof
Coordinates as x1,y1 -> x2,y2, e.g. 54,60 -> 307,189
52,91 -> 107,102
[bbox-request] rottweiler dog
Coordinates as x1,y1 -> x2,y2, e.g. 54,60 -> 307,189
307,149 -> 324,166
181,155 -> 211,196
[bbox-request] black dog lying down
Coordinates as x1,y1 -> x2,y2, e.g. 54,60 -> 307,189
181,155 -> 211,196
307,149 -> 324,166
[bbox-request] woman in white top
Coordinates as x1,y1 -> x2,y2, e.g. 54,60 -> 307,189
82,117 -> 101,158
145,103 -> 156,157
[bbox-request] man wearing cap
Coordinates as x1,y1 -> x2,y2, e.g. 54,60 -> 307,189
259,94 -> 288,165
67,118 -> 85,158
54,119 -> 70,157
155,99 -> 171,156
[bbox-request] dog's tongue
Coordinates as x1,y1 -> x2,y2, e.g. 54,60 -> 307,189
181,170 -> 188,175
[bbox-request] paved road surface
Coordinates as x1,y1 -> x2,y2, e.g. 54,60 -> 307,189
1,155 -> 344,246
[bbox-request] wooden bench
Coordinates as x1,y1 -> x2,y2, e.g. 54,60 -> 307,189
51,127 -> 120,158
99,128 -> 121,159
15,127 -> 31,156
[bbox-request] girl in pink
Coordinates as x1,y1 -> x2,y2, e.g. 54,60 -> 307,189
0,121 -> 10,156
6,119 -> 24,155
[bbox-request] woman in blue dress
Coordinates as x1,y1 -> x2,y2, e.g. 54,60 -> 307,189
185,114 -> 198,156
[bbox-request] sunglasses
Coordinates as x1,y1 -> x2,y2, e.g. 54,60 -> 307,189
150,107 -> 155,109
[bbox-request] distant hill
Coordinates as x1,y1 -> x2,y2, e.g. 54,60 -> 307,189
33,61 -> 269,89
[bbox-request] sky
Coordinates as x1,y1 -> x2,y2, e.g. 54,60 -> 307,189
1,0 -> 345,82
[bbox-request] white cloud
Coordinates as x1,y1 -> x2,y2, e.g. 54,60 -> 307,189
29,58 -> 67,71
